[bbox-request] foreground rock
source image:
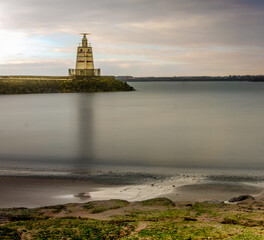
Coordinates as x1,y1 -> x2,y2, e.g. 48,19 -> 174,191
229,195 -> 255,203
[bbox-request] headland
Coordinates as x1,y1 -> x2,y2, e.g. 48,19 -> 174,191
0,34 -> 134,94
0,75 -> 134,94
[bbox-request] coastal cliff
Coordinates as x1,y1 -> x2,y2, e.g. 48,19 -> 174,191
0,76 -> 134,94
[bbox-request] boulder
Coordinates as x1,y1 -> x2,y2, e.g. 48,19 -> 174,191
229,195 -> 255,203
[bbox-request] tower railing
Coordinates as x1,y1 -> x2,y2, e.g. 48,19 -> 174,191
78,43 -> 91,47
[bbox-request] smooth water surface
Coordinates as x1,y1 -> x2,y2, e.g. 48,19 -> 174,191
1,82 -> 264,171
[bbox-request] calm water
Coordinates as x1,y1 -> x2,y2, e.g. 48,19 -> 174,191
1,82 -> 264,172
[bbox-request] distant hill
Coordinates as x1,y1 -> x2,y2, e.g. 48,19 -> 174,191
118,75 -> 264,82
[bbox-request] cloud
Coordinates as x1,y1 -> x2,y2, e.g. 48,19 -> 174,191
0,60 -> 71,75
0,0 -> 263,75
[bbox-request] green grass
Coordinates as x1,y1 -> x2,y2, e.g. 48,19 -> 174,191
0,208 -> 43,221
137,222 -> 263,240
4,218 -> 135,240
83,199 -> 129,213
0,227 -> 20,240
140,197 -> 175,207
50,204 -> 67,213
1,198 -> 264,239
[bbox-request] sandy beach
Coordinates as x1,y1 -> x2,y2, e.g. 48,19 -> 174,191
1,168 -> 264,208
2,168 -> 264,239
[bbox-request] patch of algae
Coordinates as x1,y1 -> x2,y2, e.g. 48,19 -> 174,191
1,198 -> 264,239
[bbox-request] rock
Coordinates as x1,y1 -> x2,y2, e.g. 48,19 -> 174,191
74,192 -> 90,200
229,195 -> 255,203
184,217 -> 197,221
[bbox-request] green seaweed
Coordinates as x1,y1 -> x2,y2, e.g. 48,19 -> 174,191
140,197 -> 175,207
1,198 -> 264,239
83,199 -> 129,213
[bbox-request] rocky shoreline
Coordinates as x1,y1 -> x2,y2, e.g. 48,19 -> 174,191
1,197 -> 264,239
0,76 -> 134,94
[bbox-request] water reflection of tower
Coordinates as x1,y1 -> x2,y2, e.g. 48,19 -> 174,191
75,94 -> 95,170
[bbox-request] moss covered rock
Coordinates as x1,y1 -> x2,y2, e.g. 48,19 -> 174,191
0,76 -> 134,94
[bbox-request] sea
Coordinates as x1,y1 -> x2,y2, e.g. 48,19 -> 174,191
1,81 -> 264,206
1,81 -> 264,170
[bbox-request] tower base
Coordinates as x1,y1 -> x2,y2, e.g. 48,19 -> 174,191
68,69 -> 101,77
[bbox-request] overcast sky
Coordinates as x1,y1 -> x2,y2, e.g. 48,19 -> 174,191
0,0 -> 263,76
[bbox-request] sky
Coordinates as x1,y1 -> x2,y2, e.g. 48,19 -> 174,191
0,0 -> 263,77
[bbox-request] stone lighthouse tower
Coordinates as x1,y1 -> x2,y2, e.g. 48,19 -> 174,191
69,33 -> 100,77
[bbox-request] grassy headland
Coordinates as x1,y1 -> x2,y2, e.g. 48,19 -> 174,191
1,198 -> 264,239
0,76 -> 134,94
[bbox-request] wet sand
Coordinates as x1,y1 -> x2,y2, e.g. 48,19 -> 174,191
1,173 -> 264,208
164,183 -> 264,202
0,176 -> 108,208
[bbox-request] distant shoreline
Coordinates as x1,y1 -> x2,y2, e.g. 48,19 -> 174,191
117,75 -> 264,82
